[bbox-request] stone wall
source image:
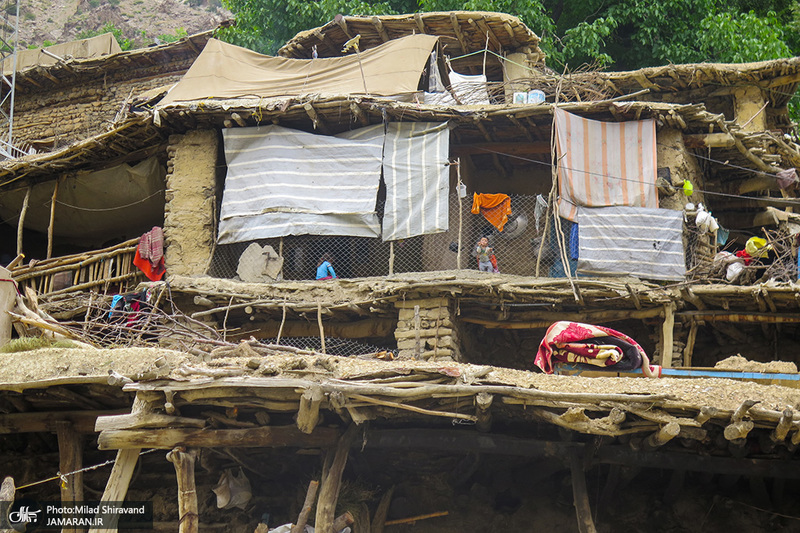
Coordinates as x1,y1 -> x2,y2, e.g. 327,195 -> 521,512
394,297 -> 463,361
13,60 -> 189,148
164,130 -> 218,277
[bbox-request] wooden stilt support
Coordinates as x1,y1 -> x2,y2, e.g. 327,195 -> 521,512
371,486 -> 395,533
291,480 -> 319,533
388,242 -> 395,275
55,421 -> 83,533
569,450 -> 597,533
16,187 -> 30,258
166,447 -> 198,533
660,303 -> 675,367
317,302 -> 326,355
475,392 -> 493,433
768,408 -> 794,445
88,448 -> 140,533
297,386 -> 324,434
683,321 -> 698,367
315,425 -> 358,533
47,179 -> 60,260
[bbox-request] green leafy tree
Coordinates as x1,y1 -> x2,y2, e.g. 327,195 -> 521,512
77,22 -> 134,51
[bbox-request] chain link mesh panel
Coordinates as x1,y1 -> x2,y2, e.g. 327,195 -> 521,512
209,193 -> 699,281
261,337 -> 396,357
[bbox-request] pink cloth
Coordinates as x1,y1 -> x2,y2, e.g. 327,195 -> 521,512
535,321 -> 659,377
138,226 -> 164,267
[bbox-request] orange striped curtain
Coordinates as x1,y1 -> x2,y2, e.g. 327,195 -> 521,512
554,108 -> 658,222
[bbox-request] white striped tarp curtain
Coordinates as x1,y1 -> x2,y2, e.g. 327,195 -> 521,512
382,122 -> 450,241
555,108 -> 658,222
577,206 -> 685,281
217,125 -> 384,244
217,122 -> 450,244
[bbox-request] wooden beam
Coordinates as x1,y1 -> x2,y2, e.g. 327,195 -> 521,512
47,179 -> 59,259
89,448 -> 140,533
0,409 -> 126,434
461,307 -> 663,329
98,425 -> 340,450
297,386 -> 324,434
449,12 -> 470,55
316,424 -> 359,533
16,187 -> 30,257
304,103 -> 330,134
166,447 -> 198,533
95,413 -> 206,432
413,13 -> 426,34
683,132 -> 735,149
569,450 -> 597,533
372,16 -> 389,42
676,311 -> 800,324
660,303 -> 675,368
56,421 -> 83,533
334,14 -> 353,39
291,480 -> 319,533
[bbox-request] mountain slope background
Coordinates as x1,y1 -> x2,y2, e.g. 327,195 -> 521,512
11,0 -> 229,49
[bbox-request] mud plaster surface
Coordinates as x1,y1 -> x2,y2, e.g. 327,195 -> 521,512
2,346 -> 798,413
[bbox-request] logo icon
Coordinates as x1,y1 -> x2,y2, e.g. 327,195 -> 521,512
6,499 -> 43,532
9,505 -> 40,524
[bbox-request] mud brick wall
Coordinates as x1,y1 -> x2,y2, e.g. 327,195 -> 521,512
163,130 -> 218,277
394,297 -> 464,361
12,60 -> 190,148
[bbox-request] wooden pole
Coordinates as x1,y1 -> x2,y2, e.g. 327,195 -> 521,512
660,303 -> 675,368
16,187 -> 30,258
290,480 -> 319,533
569,450 -> 597,533
276,299 -> 287,345
683,321 -> 698,367
47,180 -> 60,260
166,447 -> 199,533
371,486 -> 395,533
55,421 -> 83,533
456,158 -> 463,270
317,302 -> 326,354
315,425 -> 358,533
278,237 -> 284,280
88,448 -> 140,533
388,242 -> 395,275
297,386 -> 324,434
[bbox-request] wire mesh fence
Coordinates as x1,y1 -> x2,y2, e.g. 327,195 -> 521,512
209,192 -> 712,283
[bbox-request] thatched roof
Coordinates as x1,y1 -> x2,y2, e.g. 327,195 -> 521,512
11,26 -> 226,94
278,11 -> 544,78
567,56 -> 800,109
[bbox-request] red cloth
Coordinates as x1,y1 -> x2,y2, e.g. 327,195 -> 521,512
471,193 -> 512,232
138,226 -> 164,267
133,247 -> 166,281
535,321 -> 658,377
735,249 -> 753,266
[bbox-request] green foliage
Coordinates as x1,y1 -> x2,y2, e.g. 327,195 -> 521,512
698,10 -> 791,63
157,27 -> 189,43
77,22 -> 134,50
218,0 -> 414,54
23,11 -> 35,21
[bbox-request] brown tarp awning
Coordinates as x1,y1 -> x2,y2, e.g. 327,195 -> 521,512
158,34 -> 440,105
2,33 -> 121,75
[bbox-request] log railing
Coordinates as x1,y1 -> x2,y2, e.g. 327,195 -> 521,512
11,238 -> 144,296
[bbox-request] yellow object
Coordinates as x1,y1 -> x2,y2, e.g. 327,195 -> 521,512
745,236 -> 770,257
682,180 -> 694,196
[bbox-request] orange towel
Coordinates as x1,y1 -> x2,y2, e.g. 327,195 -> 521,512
471,193 -> 512,232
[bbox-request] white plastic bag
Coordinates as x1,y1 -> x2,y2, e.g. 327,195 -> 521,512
212,467 -> 252,510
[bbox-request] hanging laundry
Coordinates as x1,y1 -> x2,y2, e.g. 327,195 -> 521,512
138,226 -> 164,267
776,168 -> 798,189
134,226 -> 166,281
471,193 -> 512,232
554,108 -> 658,221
